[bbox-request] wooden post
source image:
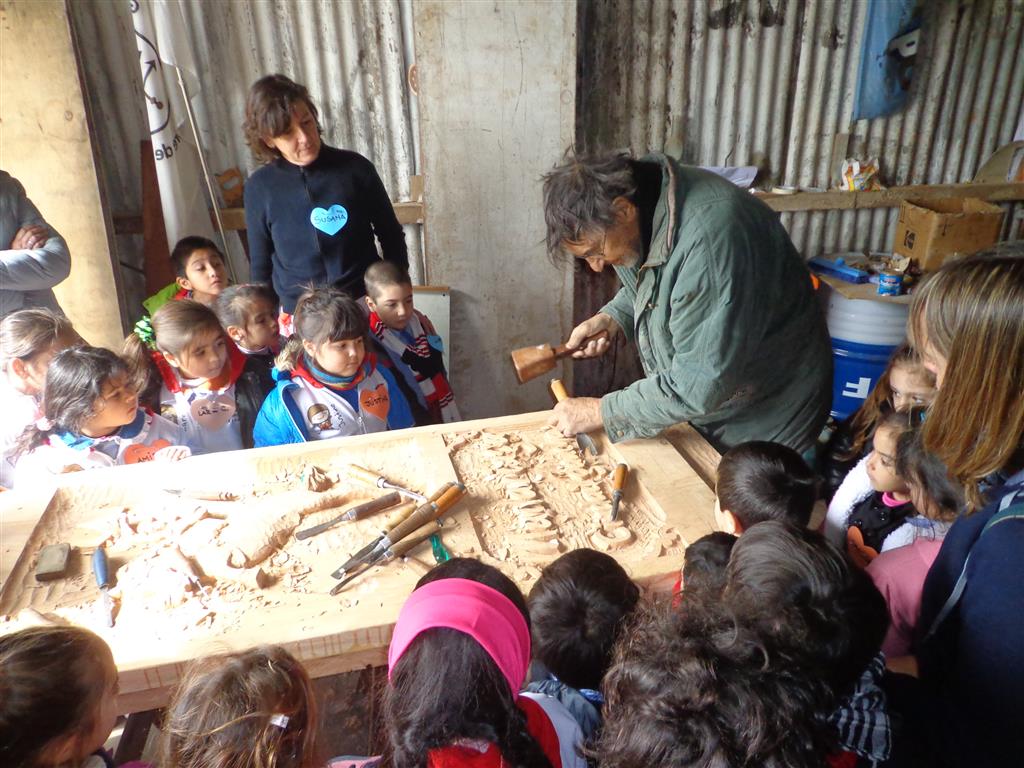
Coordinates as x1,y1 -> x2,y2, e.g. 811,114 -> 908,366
141,140 -> 175,297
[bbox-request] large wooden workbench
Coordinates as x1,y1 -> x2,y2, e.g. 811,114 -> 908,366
0,412 -> 719,713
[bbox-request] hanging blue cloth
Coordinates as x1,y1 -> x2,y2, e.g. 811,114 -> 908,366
852,0 -> 920,121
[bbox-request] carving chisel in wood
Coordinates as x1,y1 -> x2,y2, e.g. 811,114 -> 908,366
330,528 -> 439,595
331,483 -> 465,580
92,545 -> 115,627
347,464 -> 428,503
610,463 -> 628,521
295,491 -> 402,540
335,483 -> 454,573
549,379 -> 599,456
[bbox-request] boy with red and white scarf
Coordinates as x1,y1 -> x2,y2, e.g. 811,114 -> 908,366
363,261 -> 460,425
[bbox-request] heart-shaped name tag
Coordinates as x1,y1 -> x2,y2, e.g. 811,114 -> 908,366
189,393 -> 237,432
359,383 -> 391,422
310,204 -> 349,236
124,439 -> 172,464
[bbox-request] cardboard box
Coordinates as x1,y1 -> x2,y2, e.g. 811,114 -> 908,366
893,198 -> 1004,271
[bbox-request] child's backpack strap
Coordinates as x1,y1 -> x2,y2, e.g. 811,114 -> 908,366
922,486 -> 1024,642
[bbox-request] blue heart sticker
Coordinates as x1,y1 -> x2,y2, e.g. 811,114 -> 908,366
310,204 -> 349,236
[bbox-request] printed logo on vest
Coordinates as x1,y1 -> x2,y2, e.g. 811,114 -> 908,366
307,403 -> 334,432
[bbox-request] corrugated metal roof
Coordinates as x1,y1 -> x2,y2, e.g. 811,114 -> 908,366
70,0 -> 422,287
578,0 -> 1024,257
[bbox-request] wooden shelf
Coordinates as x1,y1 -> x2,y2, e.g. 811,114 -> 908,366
757,181 -> 1024,213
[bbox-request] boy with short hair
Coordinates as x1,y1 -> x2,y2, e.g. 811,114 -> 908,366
526,548 -> 640,740
363,260 -> 460,424
143,236 -> 230,316
714,440 -> 817,535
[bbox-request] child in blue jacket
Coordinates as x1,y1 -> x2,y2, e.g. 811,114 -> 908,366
254,286 -> 413,446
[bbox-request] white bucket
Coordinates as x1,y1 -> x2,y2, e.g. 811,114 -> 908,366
826,290 -> 909,347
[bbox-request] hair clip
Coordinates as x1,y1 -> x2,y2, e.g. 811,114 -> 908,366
134,317 -> 156,349
35,416 -> 53,431
269,713 -> 289,729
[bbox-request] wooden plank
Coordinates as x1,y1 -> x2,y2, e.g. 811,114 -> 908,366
758,181 -> 1024,213
217,200 -> 425,232
660,423 -> 721,491
0,411 -> 718,713
815,273 -> 912,304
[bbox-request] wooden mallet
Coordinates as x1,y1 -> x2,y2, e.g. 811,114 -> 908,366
510,331 -> 608,384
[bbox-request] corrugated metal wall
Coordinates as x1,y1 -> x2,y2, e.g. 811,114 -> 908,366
578,0 -> 1024,257
69,0 -> 421,309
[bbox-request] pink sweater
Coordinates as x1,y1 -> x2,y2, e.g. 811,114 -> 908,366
866,539 -> 944,656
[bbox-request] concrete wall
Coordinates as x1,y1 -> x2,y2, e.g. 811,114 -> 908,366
413,0 -> 577,418
0,0 -> 124,348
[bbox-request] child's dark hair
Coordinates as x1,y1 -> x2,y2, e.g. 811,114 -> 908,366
275,286 -> 367,372
159,645 -> 320,768
724,521 -> 888,698
0,625 -> 115,768
0,308 -> 76,371
214,283 -> 278,330
171,235 -> 223,279
527,548 -> 639,692
716,441 -> 817,530
896,411 -> 964,521
844,343 -> 933,459
12,346 -> 132,457
364,260 -> 412,300
597,595 -> 837,768
382,557 -> 553,768
681,531 -> 737,596
123,300 -> 226,401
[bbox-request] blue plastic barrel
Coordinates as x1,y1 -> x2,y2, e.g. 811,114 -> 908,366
829,338 -> 897,420
824,287 -> 909,420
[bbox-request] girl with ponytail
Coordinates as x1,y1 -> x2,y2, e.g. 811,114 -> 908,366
253,285 -> 413,447
123,299 -> 271,453
12,346 -> 189,484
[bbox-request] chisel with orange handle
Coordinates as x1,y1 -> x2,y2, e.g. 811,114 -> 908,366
330,483 -> 460,580
609,463 -> 628,521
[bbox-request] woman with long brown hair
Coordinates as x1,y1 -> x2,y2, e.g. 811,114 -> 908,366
905,243 -> 1024,767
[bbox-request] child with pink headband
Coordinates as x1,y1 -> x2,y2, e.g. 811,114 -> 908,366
383,558 -> 587,768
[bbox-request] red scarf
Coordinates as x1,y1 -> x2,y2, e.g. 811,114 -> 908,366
367,309 -> 458,423
153,338 -> 247,394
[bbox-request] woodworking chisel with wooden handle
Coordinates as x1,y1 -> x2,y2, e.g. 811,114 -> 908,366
610,463 -> 628,521
331,483 -> 465,580
295,491 -> 403,540
335,484 -> 453,573
330,528 -> 440,595
347,464 -> 427,503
